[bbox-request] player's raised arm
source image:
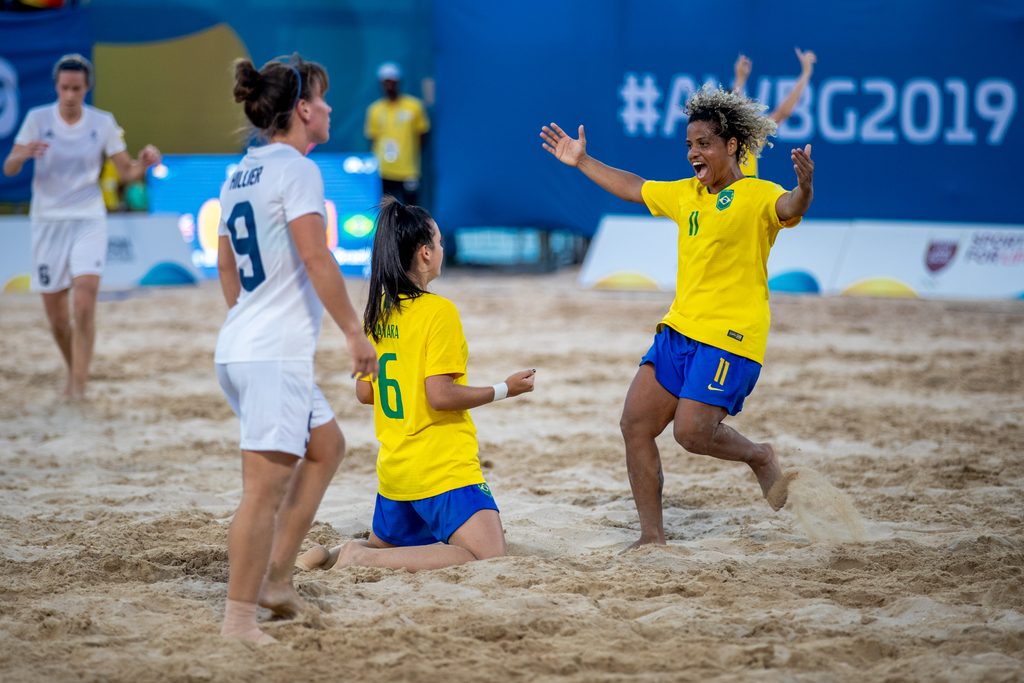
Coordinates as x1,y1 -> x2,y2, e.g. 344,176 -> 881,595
776,144 -> 814,222
540,122 -> 646,203
770,48 -> 816,124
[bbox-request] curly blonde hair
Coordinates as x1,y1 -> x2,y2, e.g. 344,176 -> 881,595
685,84 -> 777,166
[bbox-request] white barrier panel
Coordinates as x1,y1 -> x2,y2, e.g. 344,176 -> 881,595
834,221 -> 1024,299
580,215 -> 1024,299
1,215 -> 200,293
579,215 -> 677,290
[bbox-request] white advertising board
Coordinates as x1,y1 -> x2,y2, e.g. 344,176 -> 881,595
1,215 -> 200,293
580,215 -> 1024,299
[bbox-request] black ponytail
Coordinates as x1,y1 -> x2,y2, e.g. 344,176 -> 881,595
363,196 -> 436,341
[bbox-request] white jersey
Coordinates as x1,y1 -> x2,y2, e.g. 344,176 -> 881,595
214,143 -> 328,363
14,103 -> 126,219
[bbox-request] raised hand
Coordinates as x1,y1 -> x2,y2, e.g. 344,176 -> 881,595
139,144 -> 162,168
734,54 -> 752,82
540,123 -> 586,168
795,48 -> 816,76
791,144 -> 814,190
505,369 -> 536,398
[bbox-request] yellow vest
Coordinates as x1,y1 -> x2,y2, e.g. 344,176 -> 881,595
364,95 -> 430,181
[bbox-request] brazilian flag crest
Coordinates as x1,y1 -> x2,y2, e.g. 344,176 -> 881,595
716,188 -> 734,211
478,483 -> 493,497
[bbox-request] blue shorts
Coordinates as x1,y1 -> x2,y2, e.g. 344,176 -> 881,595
640,326 -> 761,415
372,483 -> 500,547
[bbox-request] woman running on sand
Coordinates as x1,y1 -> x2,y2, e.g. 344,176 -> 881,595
297,197 -> 535,572
540,84 -> 814,548
215,54 -> 377,644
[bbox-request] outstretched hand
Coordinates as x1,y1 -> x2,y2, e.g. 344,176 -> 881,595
795,47 -> 816,76
540,123 -> 586,168
734,54 -> 752,81
505,369 -> 536,398
791,144 -> 814,190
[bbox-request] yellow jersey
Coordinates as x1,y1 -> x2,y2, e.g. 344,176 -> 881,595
363,293 -> 483,500
641,176 -> 800,364
739,153 -> 758,178
364,95 -> 430,182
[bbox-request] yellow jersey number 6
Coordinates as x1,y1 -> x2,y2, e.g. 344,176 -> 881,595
378,353 -> 404,419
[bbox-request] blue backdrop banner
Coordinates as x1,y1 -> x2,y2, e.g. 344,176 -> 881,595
432,0 -> 1024,235
0,8 -> 92,203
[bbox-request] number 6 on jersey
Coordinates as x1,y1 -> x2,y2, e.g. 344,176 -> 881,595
378,353 -> 404,419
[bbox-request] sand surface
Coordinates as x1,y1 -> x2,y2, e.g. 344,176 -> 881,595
1,270 -> 1022,682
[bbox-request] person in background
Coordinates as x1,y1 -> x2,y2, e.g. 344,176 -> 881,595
364,62 -> 430,205
2,53 -> 161,401
215,53 -> 377,644
732,47 -> 816,178
540,84 -> 814,548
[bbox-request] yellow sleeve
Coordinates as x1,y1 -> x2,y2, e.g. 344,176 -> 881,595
364,102 -> 379,139
425,300 -> 466,378
766,182 -> 802,230
414,99 -> 430,134
641,180 -> 682,222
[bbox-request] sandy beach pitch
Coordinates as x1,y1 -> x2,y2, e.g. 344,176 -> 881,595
1,270 -> 1022,682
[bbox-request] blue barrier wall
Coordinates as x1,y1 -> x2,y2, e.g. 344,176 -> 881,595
432,0 -> 1024,235
0,9 -> 91,202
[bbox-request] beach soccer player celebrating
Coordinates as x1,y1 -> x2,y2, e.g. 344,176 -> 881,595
296,197 -> 536,572
3,54 -> 161,401
214,54 -> 377,643
732,47 -> 817,178
540,84 -> 814,547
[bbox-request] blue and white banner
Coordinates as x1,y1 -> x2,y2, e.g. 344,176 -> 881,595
0,8 -> 92,203
433,0 -> 1024,235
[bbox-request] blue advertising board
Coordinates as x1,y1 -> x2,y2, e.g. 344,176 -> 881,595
147,153 -> 382,278
432,0 -> 1024,235
0,8 -> 91,202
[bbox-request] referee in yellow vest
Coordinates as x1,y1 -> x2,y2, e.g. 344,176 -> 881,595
365,62 -> 430,205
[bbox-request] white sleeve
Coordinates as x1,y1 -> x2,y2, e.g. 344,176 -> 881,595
102,113 -> 128,157
217,184 -> 230,237
13,110 -> 39,145
281,158 -> 326,223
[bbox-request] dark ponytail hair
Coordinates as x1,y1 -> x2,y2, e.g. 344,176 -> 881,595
363,196 -> 436,341
232,53 -> 329,138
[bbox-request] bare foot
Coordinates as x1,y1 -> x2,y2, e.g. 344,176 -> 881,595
220,625 -> 277,646
621,536 -> 666,553
295,544 -> 330,571
750,443 -> 783,498
332,540 -> 371,569
258,579 -> 308,619
766,470 -> 799,511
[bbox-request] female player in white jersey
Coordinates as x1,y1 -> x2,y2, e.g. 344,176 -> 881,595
3,54 -> 161,401
295,197 -> 536,573
215,54 -> 377,644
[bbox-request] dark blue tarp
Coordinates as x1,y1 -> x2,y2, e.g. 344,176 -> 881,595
0,8 -> 91,203
432,0 -> 1024,234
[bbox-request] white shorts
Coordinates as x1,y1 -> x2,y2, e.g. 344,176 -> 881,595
216,360 -> 335,458
31,218 -> 107,293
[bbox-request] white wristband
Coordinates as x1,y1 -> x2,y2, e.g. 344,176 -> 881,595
491,382 -> 508,402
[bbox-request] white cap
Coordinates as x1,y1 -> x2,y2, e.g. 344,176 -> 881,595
377,62 -> 401,81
